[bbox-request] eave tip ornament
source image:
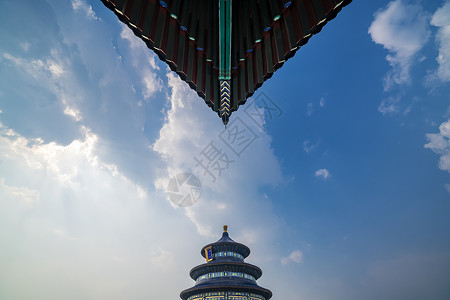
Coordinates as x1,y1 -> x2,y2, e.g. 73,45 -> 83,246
220,80 -> 231,125
100,0 -> 352,125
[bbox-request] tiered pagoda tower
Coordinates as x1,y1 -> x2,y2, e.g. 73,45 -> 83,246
180,225 -> 272,300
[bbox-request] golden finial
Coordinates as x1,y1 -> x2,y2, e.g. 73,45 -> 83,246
223,225 -> 228,232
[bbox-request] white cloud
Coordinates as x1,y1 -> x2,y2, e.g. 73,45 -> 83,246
149,247 -> 175,272
71,0 -> 99,20
430,1 -> 450,82
217,203 -> 227,210
0,118 -> 201,300
0,178 -> 40,206
63,105 -> 82,122
152,72 -> 285,260
319,97 -> 325,107
0,121 -> 140,190
47,59 -> 64,77
303,140 -> 318,153
306,102 -> 314,116
425,119 -> 450,192
152,73 -> 208,182
445,183 -> 450,193
2,51 -> 83,122
369,0 -> 430,90
20,41 -> 30,52
306,97 -> 326,116
315,168 -> 330,180
120,25 -> 162,99
142,69 -> 161,99
281,250 -> 303,265
2,52 -> 63,79
378,95 -> 401,115
425,119 -> 450,172
53,228 -> 78,240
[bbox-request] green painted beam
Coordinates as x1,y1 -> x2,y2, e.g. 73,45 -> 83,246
219,0 -> 232,80
219,0 -> 232,124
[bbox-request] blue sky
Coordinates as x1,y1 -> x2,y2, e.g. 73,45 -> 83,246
1,0 -> 450,299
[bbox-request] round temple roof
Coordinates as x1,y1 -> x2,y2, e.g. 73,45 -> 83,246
200,226 -> 251,259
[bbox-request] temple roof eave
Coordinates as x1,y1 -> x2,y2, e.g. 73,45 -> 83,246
194,277 -> 257,287
189,261 -> 263,280
100,0 -> 353,123
201,241 -> 251,258
180,283 -> 273,300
